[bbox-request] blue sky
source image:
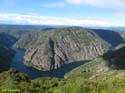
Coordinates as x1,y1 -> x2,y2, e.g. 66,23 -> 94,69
0,0 -> 125,26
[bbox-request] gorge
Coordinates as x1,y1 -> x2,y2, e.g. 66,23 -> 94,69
0,25 -> 125,93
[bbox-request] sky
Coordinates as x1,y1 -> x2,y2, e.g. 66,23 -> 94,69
0,0 -> 125,26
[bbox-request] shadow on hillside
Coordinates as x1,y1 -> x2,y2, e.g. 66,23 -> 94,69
92,29 -> 124,46
103,47 -> 125,70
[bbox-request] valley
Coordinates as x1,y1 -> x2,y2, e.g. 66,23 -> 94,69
1,0 -> 125,92
0,25 -> 125,93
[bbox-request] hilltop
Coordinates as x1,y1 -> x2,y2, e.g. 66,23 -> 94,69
15,27 -> 110,71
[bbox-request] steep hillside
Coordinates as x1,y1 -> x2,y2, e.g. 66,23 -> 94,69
103,46 -> 125,69
92,29 -> 124,46
0,32 -> 17,47
65,46 -> 125,80
118,31 -> 125,41
0,33 -> 16,72
15,27 -> 109,71
1,67 -> 125,93
0,45 -> 15,72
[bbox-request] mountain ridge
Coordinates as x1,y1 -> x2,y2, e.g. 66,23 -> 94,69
15,27 -> 110,71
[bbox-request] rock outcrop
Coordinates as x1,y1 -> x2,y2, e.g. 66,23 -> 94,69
15,27 -> 110,71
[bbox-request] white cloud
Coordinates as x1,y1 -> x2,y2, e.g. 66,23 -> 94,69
41,2 -> 65,8
66,0 -> 125,9
0,13 -> 124,26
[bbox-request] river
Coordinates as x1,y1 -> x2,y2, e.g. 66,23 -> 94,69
10,47 -> 87,79
10,48 -> 45,79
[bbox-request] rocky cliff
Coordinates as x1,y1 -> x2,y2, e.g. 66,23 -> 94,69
15,27 -> 110,71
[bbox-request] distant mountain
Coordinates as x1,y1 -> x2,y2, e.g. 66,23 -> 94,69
0,24 -> 55,38
87,26 -> 125,31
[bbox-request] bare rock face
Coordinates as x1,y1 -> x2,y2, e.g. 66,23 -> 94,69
15,27 -> 109,71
